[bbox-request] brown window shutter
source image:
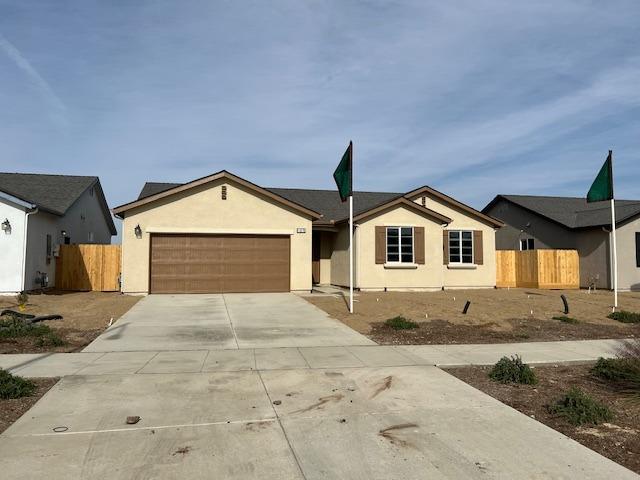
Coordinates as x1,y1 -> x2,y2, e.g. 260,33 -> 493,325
375,226 -> 386,264
443,230 -> 449,265
414,227 -> 425,264
473,230 -> 484,265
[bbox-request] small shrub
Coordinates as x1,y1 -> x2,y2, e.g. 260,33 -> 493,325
592,341 -> 640,395
34,332 -> 65,348
0,317 -> 51,339
0,369 -> 36,399
384,316 -> 418,330
553,315 -> 579,324
548,387 -> 613,426
608,310 -> 640,324
489,355 -> 537,384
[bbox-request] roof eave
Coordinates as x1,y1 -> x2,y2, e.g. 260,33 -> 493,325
406,186 -> 504,228
0,190 -> 37,210
335,197 -> 452,225
112,170 -> 322,220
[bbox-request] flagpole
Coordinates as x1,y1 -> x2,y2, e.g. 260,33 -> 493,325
349,140 -> 354,314
349,194 -> 354,314
610,150 -> 618,309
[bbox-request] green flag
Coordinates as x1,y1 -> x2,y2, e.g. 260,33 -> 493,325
333,141 -> 352,202
587,150 -> 613,203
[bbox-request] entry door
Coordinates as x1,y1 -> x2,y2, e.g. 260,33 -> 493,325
312,232 -> 321,284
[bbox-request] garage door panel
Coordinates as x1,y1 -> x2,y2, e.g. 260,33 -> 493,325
150,234 -> 290,293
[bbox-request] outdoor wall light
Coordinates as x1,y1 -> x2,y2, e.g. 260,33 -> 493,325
134,224 -> 142,239
1,218 -> 11,234
61,230 -> 67,237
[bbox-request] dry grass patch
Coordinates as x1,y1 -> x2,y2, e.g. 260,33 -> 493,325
0,291 -> 140,353
304,289 -> 640,344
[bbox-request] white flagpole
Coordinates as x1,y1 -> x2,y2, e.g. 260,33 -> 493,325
610,150 -> 618,309
349,194 -> 354,314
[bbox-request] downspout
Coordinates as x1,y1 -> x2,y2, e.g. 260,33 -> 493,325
21,207 -> 38,292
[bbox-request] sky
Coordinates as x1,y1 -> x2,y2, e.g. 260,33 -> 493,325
1,1 -> 639,240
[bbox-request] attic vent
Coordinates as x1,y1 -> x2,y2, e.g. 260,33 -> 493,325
221,185 -> 227,200
421,196 -> 426,207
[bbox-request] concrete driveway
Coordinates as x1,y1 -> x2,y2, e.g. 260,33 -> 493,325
1,364 -> 636,479
2,294 -> 637,479
84,293 -> 374,352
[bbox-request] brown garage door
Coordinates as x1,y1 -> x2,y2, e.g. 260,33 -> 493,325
150,234 -> 290,293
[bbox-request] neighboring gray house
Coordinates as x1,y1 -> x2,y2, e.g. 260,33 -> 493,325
0,173 -> 116,294
483,195 -> 640,291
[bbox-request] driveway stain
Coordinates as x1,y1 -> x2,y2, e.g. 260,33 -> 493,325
370,375 -> 393,398
378,423 -> 418,448
172,446 -> 192,457
291,393 -> 344,414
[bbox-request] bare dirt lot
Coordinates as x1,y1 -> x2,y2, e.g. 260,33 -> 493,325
446,363 -> 640,474
0,377 -> 58,433
0,291 -> 140,353
305,289 -> 640,344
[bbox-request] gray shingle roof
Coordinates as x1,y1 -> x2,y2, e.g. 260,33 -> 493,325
138,182 -> 181,200
0,173 -> 116,234
268,188 -> 402,223
489,194 -> 640,228
138,182 -> 402,223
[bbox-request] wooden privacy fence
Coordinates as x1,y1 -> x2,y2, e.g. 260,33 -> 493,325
55,244 -> 121,291
496,249 -> 580,289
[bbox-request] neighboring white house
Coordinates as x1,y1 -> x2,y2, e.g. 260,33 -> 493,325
0,173 -> 116,294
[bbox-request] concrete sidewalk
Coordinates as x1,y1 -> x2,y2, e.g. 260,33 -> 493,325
1,365 -> 636,479
0,339 -> 624,377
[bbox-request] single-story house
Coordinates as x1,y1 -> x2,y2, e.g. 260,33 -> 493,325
483,194 -> 640,291
112,170 -> 503,294
0,173 -> 116,294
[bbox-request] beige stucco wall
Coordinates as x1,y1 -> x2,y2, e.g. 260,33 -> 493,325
415,194 -> 497,289
617,218 -> 640,291
330,224 -> 355,287
120,178 -> 313,293
355,205 -> 444,290
329,195 -> 498,291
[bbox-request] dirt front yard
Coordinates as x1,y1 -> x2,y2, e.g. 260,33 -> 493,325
446,363 -> 640,474
305,288 -> 640,344
0,291 -> 140,353
0,377 -> 58,433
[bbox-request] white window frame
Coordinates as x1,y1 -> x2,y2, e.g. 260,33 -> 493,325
520,238 -> 534,251
386,226 -> 414,264
448,230 -> 474,264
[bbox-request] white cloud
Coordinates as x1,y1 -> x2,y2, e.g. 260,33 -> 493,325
0,33 -> 68,127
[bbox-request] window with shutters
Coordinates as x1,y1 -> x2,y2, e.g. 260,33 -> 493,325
636,232 -> 640,268
448,230 -> 473,264
386,227 -> 414,263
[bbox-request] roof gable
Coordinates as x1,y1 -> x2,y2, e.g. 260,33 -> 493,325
405,186 -> 504,228
348,197 -> 451,224
113,171 -> 322,219
0,173 -> 116,235
0,173 -> 96,215
133,179 -> 495,227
